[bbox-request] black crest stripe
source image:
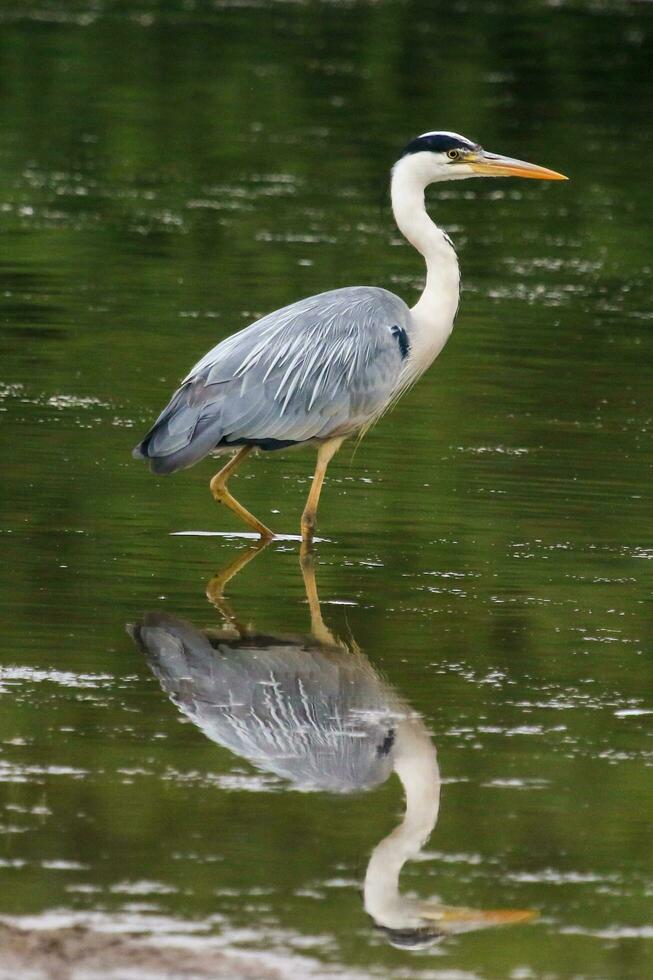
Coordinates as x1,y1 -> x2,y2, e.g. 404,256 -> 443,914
400,132 -> 479,158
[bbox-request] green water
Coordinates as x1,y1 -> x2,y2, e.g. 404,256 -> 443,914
1,1 -> 652,977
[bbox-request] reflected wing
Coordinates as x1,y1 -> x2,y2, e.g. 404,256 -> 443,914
133,286 -> 411,473
129,612 -> 398,792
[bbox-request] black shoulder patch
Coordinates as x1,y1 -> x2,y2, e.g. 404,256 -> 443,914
391,325 -> 410,360
377,727 -> 396,757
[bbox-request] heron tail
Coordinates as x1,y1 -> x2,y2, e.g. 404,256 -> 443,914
132,381 -> 224,475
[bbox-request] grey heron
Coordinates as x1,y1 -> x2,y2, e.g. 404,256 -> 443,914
128,547 -> 536,947
133,132 -> 566,540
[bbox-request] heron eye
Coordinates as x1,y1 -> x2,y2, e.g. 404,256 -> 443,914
447,149 -> 461,161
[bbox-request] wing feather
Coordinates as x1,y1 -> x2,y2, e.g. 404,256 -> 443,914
134,286 -> 412,473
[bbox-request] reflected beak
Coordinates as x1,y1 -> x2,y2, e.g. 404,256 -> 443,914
467,150 -> 568,180
421,903 -> 538,934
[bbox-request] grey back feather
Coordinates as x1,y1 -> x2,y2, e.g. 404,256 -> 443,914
133,287 -> 411,474
129,612 -> 399,793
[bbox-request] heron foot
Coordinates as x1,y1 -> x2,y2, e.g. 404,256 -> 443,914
209,461 -> 274,540
212,484 -> 274,540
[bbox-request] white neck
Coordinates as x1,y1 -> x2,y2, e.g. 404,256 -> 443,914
390,155 -> 460,369
363,718 -> 441,929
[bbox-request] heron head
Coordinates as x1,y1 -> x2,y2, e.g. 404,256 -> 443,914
398,131 -> 567,183
375,900 -> 537,950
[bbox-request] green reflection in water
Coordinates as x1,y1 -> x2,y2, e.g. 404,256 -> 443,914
0,1 -> 652,978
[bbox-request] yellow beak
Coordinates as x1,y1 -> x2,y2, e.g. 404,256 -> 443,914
468,151 -> 568,180
421,903 -> 538,933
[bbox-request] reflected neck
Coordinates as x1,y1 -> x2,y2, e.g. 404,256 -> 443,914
390,156 -> 460,355
363,718 -> 441,928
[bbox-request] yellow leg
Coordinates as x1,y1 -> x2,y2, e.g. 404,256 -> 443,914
209,446 -> 274,540
301,437 -> 343,543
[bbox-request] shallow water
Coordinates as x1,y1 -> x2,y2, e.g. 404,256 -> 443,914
1,2 -> 652,978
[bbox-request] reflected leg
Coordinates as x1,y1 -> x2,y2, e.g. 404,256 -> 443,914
206,538 -> 270,634
301,437 -> 344,542
299,545 -> 338,648
206,537 -> 271,606
210,446 -> 274,540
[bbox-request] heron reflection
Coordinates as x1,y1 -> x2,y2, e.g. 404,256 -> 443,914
128,546 -> 535,947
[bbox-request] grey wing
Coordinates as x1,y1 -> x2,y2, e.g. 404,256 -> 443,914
133,286 -> 411,474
